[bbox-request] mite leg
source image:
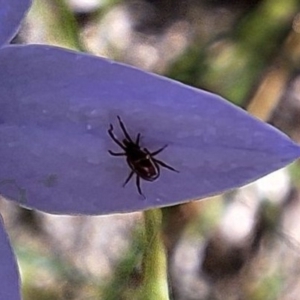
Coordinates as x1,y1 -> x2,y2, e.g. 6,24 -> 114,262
117,116 -> 134,143
154,159 -> 179,173
108,150 -> 126,156
136,175 -> 145,199
108,124 -> 126,150
135,133 -> 141,145
123,170 -> 134,187
150,145 -> 168,156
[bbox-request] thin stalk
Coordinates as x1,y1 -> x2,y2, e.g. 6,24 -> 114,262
138,209 -> 169,300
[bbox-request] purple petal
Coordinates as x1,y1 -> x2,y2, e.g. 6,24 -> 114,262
0,215 -> 21,300
0,0 -> 31,47
0,45 -> 300,215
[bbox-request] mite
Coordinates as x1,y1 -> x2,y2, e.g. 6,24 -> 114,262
108,116 -> 178,198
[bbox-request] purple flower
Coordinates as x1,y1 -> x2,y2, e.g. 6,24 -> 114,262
0,215 -> 21,300
0,0 -> 30,46
0,1 -> 32,299
0,0 -> 300,298
1,44 -> 299,214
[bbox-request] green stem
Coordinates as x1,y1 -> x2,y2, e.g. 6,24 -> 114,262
52,0 -> 86,51
30,0 -> 86,52
138,209 -> 169,300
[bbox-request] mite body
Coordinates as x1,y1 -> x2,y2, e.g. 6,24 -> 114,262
108,116 -> 178,197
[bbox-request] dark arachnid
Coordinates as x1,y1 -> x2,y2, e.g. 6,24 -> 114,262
108,116 -> 178,198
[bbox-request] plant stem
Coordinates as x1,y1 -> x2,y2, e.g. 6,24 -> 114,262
138,209 -> 169,300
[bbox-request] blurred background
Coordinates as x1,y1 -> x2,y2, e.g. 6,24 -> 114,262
1,0 -> 300,299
